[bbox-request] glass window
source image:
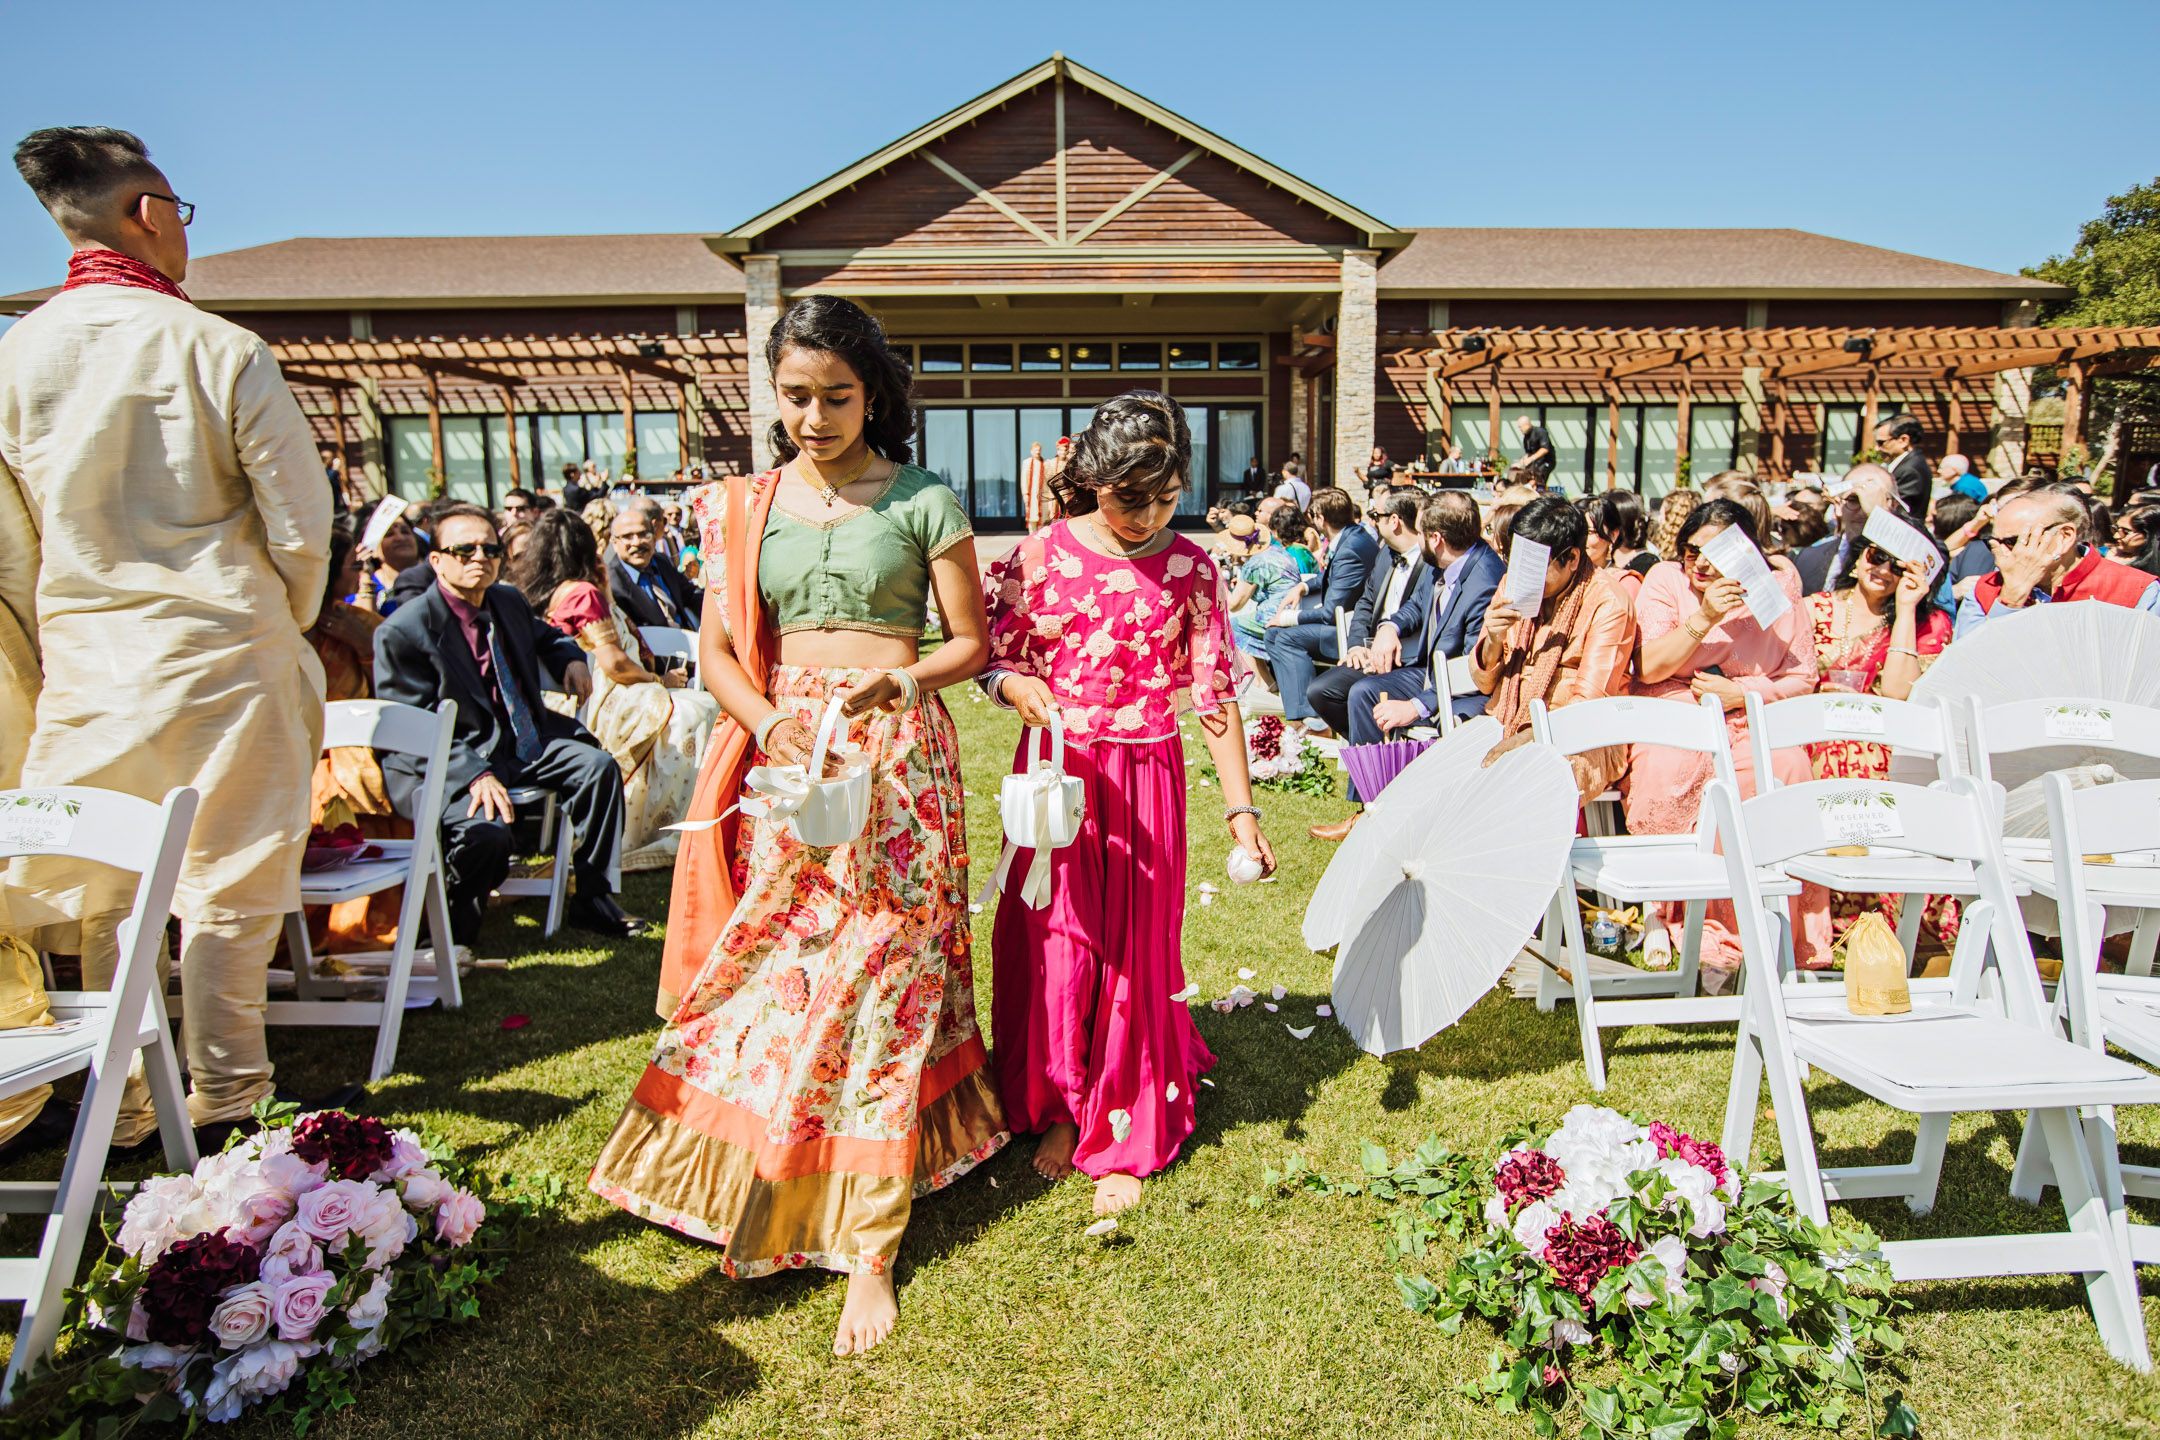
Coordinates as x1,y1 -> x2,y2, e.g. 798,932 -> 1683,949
1215,409 -> 1258,507
1068,341 -> 1111,371
586,412 -> 627,476
630,411 -> 680,479
1185,406 -> 1211,518
972,409 -> 1018,518
1216,341 -> 1260,371
1688,404 -> 1739,482
1117,342 -> 1161,372
970,343 -> 1013,372
441,417 -> 490,506
1822,405 -> 1865,471
1018,408 -> 1065,478
487,415 -> 530,493
1499,405 -> 1543,476
1166,341 -> 1210,371
387,417 -> 435,499
1546,406 -> 1592,495
919,344 -> 964,373
1020,343 -> 1064,371
1451,407 -> 1490,468
922,409 -> 968,500
1639,405 -> 1680,497
1616,406 -> 1643,492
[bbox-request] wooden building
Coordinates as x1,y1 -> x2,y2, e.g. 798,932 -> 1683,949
5,54 -> 2114,521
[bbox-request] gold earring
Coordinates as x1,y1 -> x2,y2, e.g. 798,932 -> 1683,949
866,403 -> 876,421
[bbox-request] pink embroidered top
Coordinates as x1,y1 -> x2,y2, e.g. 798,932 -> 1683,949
981,520 -> 1244,743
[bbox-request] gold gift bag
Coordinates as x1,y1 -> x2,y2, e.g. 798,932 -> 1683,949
1842,912 -> 1912,1016
0,935 -> 56,1144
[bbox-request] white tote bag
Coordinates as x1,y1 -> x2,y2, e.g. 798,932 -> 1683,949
987,714 -> 1087,910
740,695 -> 872,847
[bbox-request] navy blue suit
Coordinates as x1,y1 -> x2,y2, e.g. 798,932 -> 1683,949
1412,542 -> 1504,719
1265,526 -> 1381,721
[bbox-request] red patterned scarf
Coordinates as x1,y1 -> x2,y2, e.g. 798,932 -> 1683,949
59,248 -> 189,302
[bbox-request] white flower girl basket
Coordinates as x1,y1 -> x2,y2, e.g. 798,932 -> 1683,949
988,713 -> 1087,910
741,695 -> 872,847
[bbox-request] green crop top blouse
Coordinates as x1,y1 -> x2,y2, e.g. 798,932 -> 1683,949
757,465 -> 974,637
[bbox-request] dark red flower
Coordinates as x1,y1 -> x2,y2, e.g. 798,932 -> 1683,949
1542,1214 -> 1638,1300
138,1229 -> 261,1346
290,1109 -> 396,1181
1250,714 -> 1286,761
1494,1148 -> 1566,1210
1648,1121 -> 1733,1188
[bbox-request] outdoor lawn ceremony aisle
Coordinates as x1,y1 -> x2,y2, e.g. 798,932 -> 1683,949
10,691 -> 2160,1438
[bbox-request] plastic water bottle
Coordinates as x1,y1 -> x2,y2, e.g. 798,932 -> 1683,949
1590,914 -> 1622,957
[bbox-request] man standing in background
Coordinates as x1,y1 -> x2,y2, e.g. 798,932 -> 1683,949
1875,413 -> 1931,516
0,126 -> 349,1144
1514,414 -> 1556,488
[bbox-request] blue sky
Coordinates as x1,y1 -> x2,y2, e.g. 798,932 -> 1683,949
0,0 -> 2151,301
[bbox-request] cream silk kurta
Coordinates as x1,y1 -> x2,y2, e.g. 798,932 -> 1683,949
0,284 -> 330,930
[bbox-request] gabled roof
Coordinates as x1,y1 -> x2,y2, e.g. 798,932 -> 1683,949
713,54 -> 1410,255
1379,228 -> 2062,298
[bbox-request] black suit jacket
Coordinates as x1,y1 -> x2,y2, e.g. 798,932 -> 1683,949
606,551 -> 702,632
1343,546 -> 1430,651
384,559 -> 437,613
372,582 -> 596,814
1795,534 -> 1844,595
1888,451 -> 1931,517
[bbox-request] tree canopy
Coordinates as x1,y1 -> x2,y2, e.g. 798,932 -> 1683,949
2027,178 -> 2160,327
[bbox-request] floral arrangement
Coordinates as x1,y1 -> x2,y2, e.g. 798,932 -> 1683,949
12,1105 -> 549,1437
1241,715 -> 1334,798
1259,1108 -> 1915,1440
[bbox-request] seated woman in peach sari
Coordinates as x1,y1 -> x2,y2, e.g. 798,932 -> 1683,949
1624,498 -> 1819,981
516,510 -> 720,870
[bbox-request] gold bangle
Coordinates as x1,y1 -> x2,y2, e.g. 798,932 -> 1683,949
1683,619 -> 1708,641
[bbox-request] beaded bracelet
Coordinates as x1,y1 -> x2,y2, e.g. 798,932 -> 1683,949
886,667 -> 920,710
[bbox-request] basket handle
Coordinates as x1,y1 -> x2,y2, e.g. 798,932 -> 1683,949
1026,710 -> 1066,776
808,694 -> 847,780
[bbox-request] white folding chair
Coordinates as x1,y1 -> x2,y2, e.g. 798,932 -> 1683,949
495,789 -> 573,937
271,700 -> 461,1083
1529,693 -> 1801,1091
1972,696 -> 2160,976
1713,774 -> 2160,1371
1743,691 -> 1994,962
0,785 -> 199,1401
1431,654 -> 1479,737
1332,606 -> 1351,660
638,625 -> 698,684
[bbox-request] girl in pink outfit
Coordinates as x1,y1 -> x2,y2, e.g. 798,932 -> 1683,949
980,392 -> 1276,1217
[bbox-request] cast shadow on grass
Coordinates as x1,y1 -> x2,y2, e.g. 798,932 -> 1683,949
1185,991 -> 1362,1150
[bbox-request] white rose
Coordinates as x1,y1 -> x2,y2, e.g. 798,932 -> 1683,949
120,1342 -> 193,1376
354,1185 -> 419,1265
1646,1235 -> 1691,1298
203,1337 -> 317,1420
207,1281 -> 275,1350
259,1149 -> 327,1198
1483,1192 -> 1510,1234
1748,1258 -> 1790,1320
118,1174 -> 198,1264
1510,1199 -> 1560,1260
345,1270 -> 393,1330
1550,1314 -> 1592,1347
1656,1158 -> 1728,1239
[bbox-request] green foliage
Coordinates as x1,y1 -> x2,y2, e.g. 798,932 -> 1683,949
2027,178 -> 2160,329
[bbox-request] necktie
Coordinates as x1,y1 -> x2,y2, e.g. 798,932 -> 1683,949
478,614 -> 546,764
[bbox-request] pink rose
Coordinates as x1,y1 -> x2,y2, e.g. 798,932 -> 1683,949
118,1174 -> 197,1263
262,1220 -> 322,1275
371,1132 -> 430,1182
354,1186 -> 418,1265
292,1179 -> 373,1245
207,1281 -> 274,1349
434,1188 -> 485,1247
345,1270 -> 393,1330
400,1167 -> 453,1211
258,1149 -> 326,1198
271,1271 -> 333,1342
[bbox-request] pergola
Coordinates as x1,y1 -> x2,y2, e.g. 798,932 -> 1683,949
268,333 -> 749,493
1364,324 -> 2160,485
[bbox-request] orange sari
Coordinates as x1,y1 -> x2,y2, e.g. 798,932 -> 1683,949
305,605 -> 413,953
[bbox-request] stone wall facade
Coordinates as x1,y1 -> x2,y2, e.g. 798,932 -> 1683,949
744,255 -> 782,473
1332,249 -> 1379,499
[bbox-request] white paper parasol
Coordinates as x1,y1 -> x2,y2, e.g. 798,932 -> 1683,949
1301,716 -> 1502,952
1330,742 -> 1578,1056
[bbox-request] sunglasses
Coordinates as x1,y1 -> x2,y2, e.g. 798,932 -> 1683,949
1858,545 -> 1898,567
436,542 -> 505,561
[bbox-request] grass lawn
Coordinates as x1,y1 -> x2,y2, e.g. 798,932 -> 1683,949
14,688 -> 2160,1439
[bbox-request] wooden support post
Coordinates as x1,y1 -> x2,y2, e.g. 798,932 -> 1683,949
502,386 -> 520,489
1770,383 -> 1787,477
1676,370 -> 1693,478
425,368 -> 445,499
621,365 -> 638,478
1437,377 -> 1453,452
1605,391 -> 1620,491
2064,361 -> 2088,459
1862,366 -> 1880,452
1947,392 -> 1963,459
1486,381 -> 1501,469
329,385 -> 347,502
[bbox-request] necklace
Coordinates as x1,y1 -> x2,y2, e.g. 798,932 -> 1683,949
1835,588 -> 1888,649
1089,513 -> 1152,558
798,449 -> 874,506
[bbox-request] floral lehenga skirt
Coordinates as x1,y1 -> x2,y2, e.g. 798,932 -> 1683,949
589,665 -> 1008,1276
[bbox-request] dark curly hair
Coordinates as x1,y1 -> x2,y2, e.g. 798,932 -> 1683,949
764,295 -> 915,466
512,508 -> 602,613
1049,390 -> 1191,517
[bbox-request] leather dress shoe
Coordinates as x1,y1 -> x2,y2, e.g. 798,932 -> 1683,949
567,892 -> 647,939
1309,813 -> 1362,842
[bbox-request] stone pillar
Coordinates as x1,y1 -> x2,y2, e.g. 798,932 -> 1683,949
1289,364 -> 1310,465
1988,298 -> 2039,479
744,254 -> 782,473
1332,248 -> 1379,500
1735,366 -> 1765,477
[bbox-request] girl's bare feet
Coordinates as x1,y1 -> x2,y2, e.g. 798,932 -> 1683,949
833,1269 -> 898,1357
1093,1172 -> 1142,1215
1033,1122 -> 1078,1180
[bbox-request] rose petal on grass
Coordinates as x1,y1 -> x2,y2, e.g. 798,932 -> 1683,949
1199,893 -> 1213,906
1271,984 -> 1285,1001
1263,1002 -> 1279,1013
1109,1109 -> 1133,1142
1316,1004 -> 1333,1018
1084,1218 -> 1118,1238
1200,1078 -> 1215,1088
969,903 -> 984,914
1170,983 -> 1200,1002
1285,1024 -> 1315,1039
500,1015 -> 530,1030
1198,882 -> 1219,895
1237,967 -> 1257,980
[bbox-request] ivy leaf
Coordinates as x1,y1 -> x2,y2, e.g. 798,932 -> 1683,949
1361,1141 -> 1392,1176
1877,1390 -> 1923,1436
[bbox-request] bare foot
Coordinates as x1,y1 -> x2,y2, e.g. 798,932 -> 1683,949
832,1269 -> 898,1357
1033,1122 -> 1078,1180
1093,1172 -> 1142,1216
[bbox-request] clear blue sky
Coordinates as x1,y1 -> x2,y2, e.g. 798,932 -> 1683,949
0,0 -> 2151,302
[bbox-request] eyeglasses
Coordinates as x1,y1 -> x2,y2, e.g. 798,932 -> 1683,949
1859,545 -> 1898,567
436,542 -> 505,561
140,193 -> 194,226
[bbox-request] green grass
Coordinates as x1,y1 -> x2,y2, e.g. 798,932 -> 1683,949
15,691 -> 2160,1438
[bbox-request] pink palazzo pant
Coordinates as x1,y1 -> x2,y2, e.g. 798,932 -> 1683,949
991,733 -> 1216,1180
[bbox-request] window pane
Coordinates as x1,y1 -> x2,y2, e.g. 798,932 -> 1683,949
442,416 -> 490,506
1499,405 -> 1542,479
922,410 -> 968,503
1184,406 -> 1211,517
1166,341 -> 1210,371
970,343 -> 1013,372
1018,408 -> 1065,480
1216,341 -> 1260,371
1639,405 -> 1679,496
586,412 -> 627,477
1117,342 -> 1161,371
919,344 -> 963,373
1546,406 -> 1591,495
971,409 -> 1018,518
536,414 -> 585,485
1823,405 -> 1862,471
1020,342 -> 1064,371
1452,406 -> 1490,467
1688,403 -> 1739,482
1216,409 -> 1258,506
387,417 -> 434,498
1617,406 -> 1642,491
632,411 -> 680,479
1068,341 -> 1111,371
486,414 -> 531,494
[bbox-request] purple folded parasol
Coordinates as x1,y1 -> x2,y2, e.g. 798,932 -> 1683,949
1340,738 -> 1434,801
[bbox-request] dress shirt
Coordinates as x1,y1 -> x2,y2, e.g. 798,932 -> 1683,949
439,583 -> 496,684
1410,550 -> 1474,718
1378,550 -> 1415,621
1953,575 -> 2160,638
626,558 -> 683,625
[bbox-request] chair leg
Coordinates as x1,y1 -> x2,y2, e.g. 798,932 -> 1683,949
2129,909 -> 2160,980
2011,1108 -> 2057,1204
283,910 -> 323,1001
1904,1113 -> 1952,1215
1559,887 -> 1606,1092
1535,895 -> 1564,1012
1755,1017 -> 1829,1225
1677,900 -> 1706,998
543,811 -> 573,938
1895,891 -> 1926,966
425,866 -> 462,1012
2038,1104 -> 2151,1371
369,849 -> 438,1085
1722,1019 -> 1765,1169
140,996 -> 197,1174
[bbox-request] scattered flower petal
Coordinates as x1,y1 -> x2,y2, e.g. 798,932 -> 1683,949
500,1015 -> 530,1031
1285,1024 -> 1315,1039
1165,1082 -> 1180,1103
1199,893 -> 1213,906
988,1176 -> 999,1188
1237,967 -> 1257,980
1263,1002 -> 1279,1012
1197,882 -> 1219,895
1200,1078 -> 1215,1088
1316,1004 -> 1333,1018
1109,1109 -> 1132,1142
1084,1218 -> 1118,1238
969,903 -> 984,914
1170,983 -> 1200,1002
1271,984 -> 1285,1001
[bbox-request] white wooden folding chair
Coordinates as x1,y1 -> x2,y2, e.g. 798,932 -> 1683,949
1431,654 -> 1479,737
1712,774 -> 2160,1371
637,625 -> 697,684
1529,693 -> 1801,1091
496,788 -> 573,937
1743,691 -> 1995,962
0,785 -> 200,1401
1971,696 -> 2160,976
271,700 -> 461,1083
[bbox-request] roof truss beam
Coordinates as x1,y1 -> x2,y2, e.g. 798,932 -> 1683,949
921,152 -> 1060,246
1068,148 -> 1203,245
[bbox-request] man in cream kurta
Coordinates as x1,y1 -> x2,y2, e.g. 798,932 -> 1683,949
0,126 -> 331,1134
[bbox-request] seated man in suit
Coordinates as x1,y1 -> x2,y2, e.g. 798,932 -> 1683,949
606,500 -> 701,632
374,504 -> 644,942
1263,487 -> 1378,732
1793,465 -> 1896,594
1309,491 -> 1502,840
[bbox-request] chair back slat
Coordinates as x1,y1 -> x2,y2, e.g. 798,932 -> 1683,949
1745,692 -> 1958,785
321,699 -> 451,757
2045,774 -> 2160,860
1969,696 -> 2160,785
1721,776 -> 1989,868
0,788 -> 171,872
638,626 -> 697,669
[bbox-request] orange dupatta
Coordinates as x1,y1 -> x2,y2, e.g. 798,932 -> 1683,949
655,470 -> 780,1017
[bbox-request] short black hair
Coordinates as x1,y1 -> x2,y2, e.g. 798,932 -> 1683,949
13,126 -> 161,232
1418,491 -> 1481,551
1268,504 -> 1307,545
1371,490 -> 1422,529
1877,412 -> 1924,444
1674,497 -> 1759,554
1930,493 -> 1980,539
427,504 -> 499,549
1586,489 -> 1648,550
502,488 -> 536,506
1511,493 -> 1588,557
